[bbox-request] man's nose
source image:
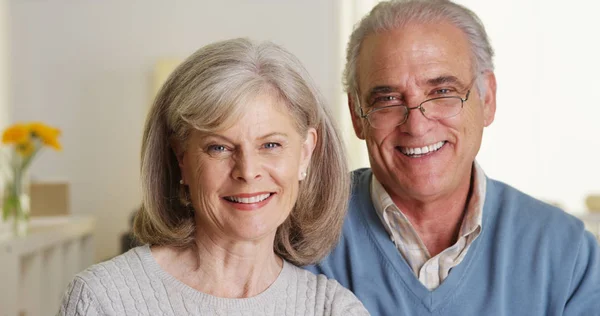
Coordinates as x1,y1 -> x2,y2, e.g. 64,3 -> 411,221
399,103 -> 434,137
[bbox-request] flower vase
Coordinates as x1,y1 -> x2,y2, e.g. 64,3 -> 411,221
2,122 -> 62,237
2,168 -> 30,237
0,175 -> 10,240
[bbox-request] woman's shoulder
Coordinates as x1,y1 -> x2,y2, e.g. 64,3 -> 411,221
59,245 -> 159,315
285,261 -> 347,293
285,262 -> 370,315
76,245 -> 152,285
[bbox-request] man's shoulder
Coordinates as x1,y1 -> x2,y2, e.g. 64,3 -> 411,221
350,168 -> 372,185
348,168 -> 373,207
486,177 -> 585,237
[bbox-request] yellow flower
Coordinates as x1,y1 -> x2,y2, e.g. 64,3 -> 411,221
28,122 -> 62,151
15,141 -> 35,157
2,123 -> 30,144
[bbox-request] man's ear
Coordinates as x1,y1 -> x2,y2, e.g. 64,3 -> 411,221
481,71 -> 497,127
348,93 -> 366,140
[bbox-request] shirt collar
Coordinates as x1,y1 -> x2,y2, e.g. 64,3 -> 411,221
370,161 -> 486,236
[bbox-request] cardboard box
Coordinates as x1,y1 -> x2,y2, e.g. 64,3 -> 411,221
29,182 -> 69,216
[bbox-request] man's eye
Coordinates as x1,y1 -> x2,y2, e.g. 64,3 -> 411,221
377,96 -> 399,102
373,96 -> 401,107
434,88 -> 452,95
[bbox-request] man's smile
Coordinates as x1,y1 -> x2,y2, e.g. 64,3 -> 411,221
396,140 -> 446,157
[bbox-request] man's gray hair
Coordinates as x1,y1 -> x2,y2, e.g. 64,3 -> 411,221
345,0 -> 494,112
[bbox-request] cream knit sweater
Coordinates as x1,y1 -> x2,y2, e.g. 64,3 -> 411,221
58,245 -> 369,315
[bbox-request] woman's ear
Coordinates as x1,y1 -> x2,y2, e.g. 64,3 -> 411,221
170,137 -> 185,168
171,138 -> 189,185
299,128 -> 317,180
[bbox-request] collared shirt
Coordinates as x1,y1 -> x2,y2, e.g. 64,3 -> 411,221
370,162 -> 486,290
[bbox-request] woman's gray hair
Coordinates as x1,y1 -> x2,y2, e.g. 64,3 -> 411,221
346,0 -> 495,113
134,38 -> 350,266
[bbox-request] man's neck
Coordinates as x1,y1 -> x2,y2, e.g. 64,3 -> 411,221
389,170 -> 474,257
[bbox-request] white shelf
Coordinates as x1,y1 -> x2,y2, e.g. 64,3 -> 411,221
0,216 -> 95,316
575,212 -> 600,241
576,212 -> 600,222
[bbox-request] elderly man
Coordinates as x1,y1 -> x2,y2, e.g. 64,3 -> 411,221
306,0 -> 600,315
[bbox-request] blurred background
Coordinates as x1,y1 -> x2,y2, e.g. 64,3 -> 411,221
0,0 -> 599,314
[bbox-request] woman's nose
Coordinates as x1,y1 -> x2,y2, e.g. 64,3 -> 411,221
231,150 -> 263,182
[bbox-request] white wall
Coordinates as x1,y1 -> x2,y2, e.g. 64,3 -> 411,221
9,0 -> 339,261
0,0 -> 8,128
456,0 -> 600,212
0,0 -> 9,237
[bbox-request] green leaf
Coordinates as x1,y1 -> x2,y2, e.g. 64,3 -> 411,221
2,194 -> 18,220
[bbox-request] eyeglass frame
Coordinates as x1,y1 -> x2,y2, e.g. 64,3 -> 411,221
356,78 -> 476,129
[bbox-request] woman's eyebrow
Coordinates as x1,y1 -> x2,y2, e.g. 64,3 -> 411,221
199,132 -> 289,143
198,132 -> 233,143
258,132 -> 289,140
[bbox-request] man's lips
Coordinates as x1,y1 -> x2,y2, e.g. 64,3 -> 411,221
396,141 -> 446,157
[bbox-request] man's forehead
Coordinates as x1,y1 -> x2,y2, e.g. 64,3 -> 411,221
356,23 -> 473,91
358,60 -> 471,93
363,75 -> 469,100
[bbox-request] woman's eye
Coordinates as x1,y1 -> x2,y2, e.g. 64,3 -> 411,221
207,145 -> 227,153
263,142 -> 281,149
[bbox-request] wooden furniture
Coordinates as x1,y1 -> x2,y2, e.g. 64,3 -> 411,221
0,216 -> 95,316
29,182 -> 70,217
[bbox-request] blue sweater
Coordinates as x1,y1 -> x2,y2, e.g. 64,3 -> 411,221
306,169 -> 600,315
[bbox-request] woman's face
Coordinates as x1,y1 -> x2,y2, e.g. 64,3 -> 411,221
177,93 -> 316,243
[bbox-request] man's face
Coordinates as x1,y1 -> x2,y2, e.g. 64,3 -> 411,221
351,22 -> 496,203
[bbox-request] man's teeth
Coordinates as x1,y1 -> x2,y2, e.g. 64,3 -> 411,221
225,194 -> 271,204
400,141 -> 445,156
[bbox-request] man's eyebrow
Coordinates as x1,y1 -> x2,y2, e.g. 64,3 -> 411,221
369,86 -> 397,94
365,86 -> 398,107
426,75 -> 464,87
364,86 -> 401,104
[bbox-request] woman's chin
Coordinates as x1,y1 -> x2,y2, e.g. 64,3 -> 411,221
209,219 -> 281,243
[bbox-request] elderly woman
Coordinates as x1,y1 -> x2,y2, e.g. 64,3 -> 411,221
59,38 -> 369,315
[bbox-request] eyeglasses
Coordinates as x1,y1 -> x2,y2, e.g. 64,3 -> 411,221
357,82 -> 474,129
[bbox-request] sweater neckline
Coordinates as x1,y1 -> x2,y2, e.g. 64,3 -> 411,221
135,244 -> 291,310
353,168 -> 496,312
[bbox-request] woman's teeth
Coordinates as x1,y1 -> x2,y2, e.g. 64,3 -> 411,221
399,141 -> 446,157
224,193 -> 271,204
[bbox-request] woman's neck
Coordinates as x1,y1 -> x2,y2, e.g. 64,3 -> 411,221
153,231 -> 283,298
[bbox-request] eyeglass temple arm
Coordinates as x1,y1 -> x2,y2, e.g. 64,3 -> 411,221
463,90 -> 471,102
